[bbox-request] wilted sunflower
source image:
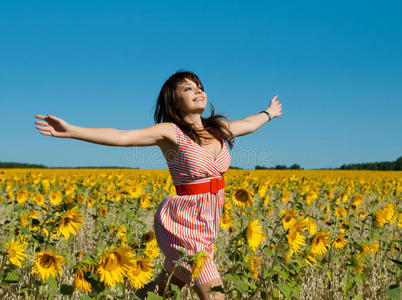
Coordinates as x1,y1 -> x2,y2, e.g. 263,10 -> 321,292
233,188 -> 253,208
332,235 -> 346,249
97,247 -> 136,288
127,256 -> 154,289
57,206 -> 84,240
246,219 -> 266,252
309,231 -> 330,258
32,249 -> 65,281
74,268 -> 92,292
5,239 -> 27,268
248,255 -> 264,280
190,251 -> 210,279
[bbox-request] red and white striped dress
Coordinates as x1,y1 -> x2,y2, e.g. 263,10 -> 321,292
154,122 -> 231,286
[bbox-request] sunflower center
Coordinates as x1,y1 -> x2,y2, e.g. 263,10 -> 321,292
40,254 -> 56,268
234,190 -> 250,202
104,253 -> 119,271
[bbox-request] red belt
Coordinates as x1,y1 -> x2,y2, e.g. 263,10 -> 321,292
175,177 -> 225,195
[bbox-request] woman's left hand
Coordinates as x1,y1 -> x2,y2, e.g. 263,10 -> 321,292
266,95 -> 282,119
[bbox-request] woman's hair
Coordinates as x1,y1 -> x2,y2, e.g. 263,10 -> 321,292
154,70 -> 235,149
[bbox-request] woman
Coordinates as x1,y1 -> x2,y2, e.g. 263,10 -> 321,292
34,71 -> 282,299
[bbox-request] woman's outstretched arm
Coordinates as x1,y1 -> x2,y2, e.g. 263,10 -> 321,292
223,94 -> 282,137
34,114 -> 171,147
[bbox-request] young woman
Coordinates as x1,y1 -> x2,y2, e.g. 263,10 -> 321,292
34,71 -> 282,299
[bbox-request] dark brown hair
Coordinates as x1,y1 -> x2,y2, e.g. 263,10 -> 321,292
154,70 -> 235,149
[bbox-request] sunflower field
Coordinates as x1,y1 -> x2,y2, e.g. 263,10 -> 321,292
0,168 -> 401,299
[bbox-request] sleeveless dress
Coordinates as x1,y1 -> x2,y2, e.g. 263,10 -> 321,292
153,122 -> 231,286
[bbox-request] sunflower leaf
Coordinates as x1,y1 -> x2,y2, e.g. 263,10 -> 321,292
3,272 -> 19,282
46,275 -> 58,290
60,283 -> 74,295
385,284 -> 400,300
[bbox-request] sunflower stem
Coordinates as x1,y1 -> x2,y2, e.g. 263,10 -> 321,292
162,256 -> 185,300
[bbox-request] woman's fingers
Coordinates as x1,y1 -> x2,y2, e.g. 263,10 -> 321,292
35,120 -> 48,126
36,125 -> 49,131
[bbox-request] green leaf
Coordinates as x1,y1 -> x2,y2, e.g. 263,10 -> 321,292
170,284 -> 181,300
3,272 -> 19,282
60,283 -> 74,295
46,275 -> 58,290
386,284 -> 400,300
145,291 -> 163,299
81,294 -> 94,300
278,283 -> 291,298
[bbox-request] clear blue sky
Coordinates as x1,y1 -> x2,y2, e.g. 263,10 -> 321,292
1,0 -> 401,169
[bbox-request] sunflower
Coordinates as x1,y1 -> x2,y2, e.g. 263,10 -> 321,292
285,218 -> 308,260
335,206 -> 347,220
99,206 -> 108,217
139,193 -> 151,209
332,235 -> 346,249
304,254 -> 317,267
16,189 -> 30,204
5,239 -> 27,268
190,251 -> 210,279
49,190 -> 63,205
144,241 -> 160,260
305,217 -> 317,236
97,247 -> 136,288
220,211 -> 234,230
32,249 -> 65,281
246,219 -> 266,252
309,231 -> 330,258
359,211 -> 367,219
20,213 -> 29,228
127,256 -> 154,289
233,188 -> 253,208
143,230 -> 156,244
116,225 -> 127,245
56,206 -> 84,240
74,268 -> 92,292
281,189 -> 291,202
281,209 -> 298,230
340,221 -> 350,233
375,202 -> 395,228
32,191 -> 45,206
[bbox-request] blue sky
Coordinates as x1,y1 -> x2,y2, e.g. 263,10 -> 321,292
1,0 -> 401,169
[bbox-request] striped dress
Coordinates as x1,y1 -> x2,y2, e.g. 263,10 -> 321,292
153,122 -> 231,286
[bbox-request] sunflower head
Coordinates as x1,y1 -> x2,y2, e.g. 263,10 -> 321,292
233,189 -> 253,208
32,249 -> 65,281
97,247 -> 136,288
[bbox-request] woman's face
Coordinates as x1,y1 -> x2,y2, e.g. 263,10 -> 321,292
175,78 -> 207,115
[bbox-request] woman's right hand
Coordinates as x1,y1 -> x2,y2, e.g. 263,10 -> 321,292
34,114 -> 73,138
